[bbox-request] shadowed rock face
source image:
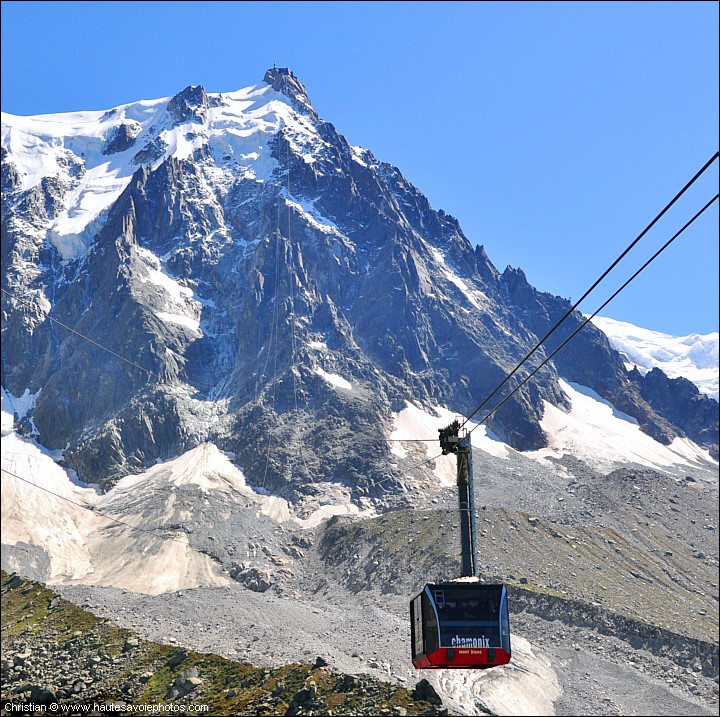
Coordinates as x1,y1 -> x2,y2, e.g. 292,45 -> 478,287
632,368 -> 719,458
103,123 -> 140,155
166,84 -> 211,126
1,69 -> 716,500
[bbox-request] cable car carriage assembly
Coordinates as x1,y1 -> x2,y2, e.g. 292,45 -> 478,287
410,420 -> 511,669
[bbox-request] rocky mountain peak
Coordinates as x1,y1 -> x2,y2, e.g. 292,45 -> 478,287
263,66 -> 317,119
1,69 -> 717,498
166,84 -> 210,126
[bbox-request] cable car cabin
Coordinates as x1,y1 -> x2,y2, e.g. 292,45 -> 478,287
410,582 -> 511,669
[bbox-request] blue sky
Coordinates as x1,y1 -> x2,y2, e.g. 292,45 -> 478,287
2,1 -> 718,335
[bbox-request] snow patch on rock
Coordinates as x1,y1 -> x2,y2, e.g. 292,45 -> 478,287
314,367 -> 352,391
389,401 -> 509,487
591,315 -> 719,402
530,379 -> 717,472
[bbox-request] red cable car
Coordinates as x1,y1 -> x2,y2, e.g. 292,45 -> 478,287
410,421 -> 511,669
411,581 -> 511,669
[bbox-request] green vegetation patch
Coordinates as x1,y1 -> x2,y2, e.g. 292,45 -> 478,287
1,571 -> 446,716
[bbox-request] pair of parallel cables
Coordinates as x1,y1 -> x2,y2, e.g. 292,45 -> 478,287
367,152 -> 718,492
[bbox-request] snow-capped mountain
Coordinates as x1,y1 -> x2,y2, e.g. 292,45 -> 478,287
2,69 -> 718,717
591,315 -> 719,402
2,67 -> 718,509
2,76 -> 320,262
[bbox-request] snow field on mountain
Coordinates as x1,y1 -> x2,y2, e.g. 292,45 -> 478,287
389,379 -> 716,484
135,246 -> 204,335
1,387 -> 40,435
390,401 -> 510,487
531,379 -> 716,472
2,389 -> 99,580
314,366 -> 353,391
1,431 -> 97,582
2,101 -> 165,259
1,107 -> 135,192
2,391 -> 240,593
0,426 -> 231,593
283,193 -> 343,237
1,82 -> 326,262
429,247 -> 488,311
591,315 -> 719,401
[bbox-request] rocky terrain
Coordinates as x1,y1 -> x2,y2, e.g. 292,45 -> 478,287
43,481 -> 719,717
3,432 -> 716,715
1,571 -> 448,716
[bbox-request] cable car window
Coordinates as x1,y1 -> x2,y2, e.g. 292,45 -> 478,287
422,589 -> 440,654
499,586 -> 511,653
435,586 -> 503,649
412,595 -> 424,658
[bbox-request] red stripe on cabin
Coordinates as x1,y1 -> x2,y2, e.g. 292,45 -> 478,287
413,647 -> 511,669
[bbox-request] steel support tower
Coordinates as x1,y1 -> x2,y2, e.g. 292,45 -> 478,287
439,420 -> 478,578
